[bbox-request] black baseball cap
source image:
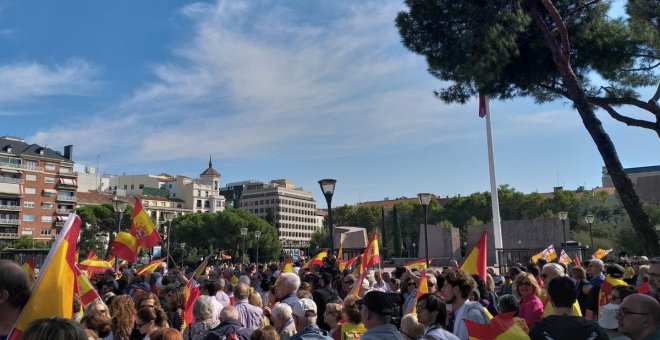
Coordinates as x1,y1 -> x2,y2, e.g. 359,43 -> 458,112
358,291 -> 394,316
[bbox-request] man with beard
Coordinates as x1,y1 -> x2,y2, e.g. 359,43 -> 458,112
647,257 -> 660,304
440,270 -> 489,340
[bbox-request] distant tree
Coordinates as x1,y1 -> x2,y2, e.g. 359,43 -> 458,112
397,0 -> 659,255
13,235 -> 48,249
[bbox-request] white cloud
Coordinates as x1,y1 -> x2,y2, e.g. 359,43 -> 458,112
0,59 -> 99,102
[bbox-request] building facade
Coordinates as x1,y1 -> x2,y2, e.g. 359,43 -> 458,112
237,179 -> 319,245
0,136 -> 77,245
602,165 -> 660,203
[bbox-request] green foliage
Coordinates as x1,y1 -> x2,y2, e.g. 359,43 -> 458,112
13,235 -> 48,249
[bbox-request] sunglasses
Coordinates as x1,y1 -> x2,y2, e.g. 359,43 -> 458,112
407,282 -> 417,286
518,282 -> 532,286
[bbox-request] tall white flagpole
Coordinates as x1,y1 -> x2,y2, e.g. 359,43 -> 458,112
480,95 -> 503,261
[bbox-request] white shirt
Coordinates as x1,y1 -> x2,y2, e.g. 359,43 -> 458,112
215,290 -> 231,308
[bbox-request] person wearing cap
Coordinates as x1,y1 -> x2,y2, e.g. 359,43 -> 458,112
290,298 -> 332,340
358,291 -> 402,340
416,293 -> 459,340
616,293 -> 660,340
598,304 -> 630,340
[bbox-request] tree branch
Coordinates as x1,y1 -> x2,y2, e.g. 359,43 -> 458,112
540,0 -> 571,65
596,103 -> 659,137
588,96 -> 660,119
651,83 -> 660,104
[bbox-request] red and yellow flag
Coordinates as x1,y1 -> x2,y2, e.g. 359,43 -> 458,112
558,250 -> 572,266
21,257 -> 36,285
136,258 -> 166,276
531,245 -> 557,264
466,312 -> 529,340
339,255 -> 359,272
8,215 -> 82,340
78,258 -> 114,274
592,248 -> 612,260
111,232 -> 139,263
303,249 -> 328,269
349,269 -> 368,298
404,258 -> 428,271
461,231 -> 488,282
411,270 -> 429,314
193,255 -> 213,280
361,233 -> 380,273
130,198 -> 161,248
86,249 -> 99,261
282,258 -> 294,273
182,279 -> 200,328
75,265 -> 101,307
598,275 -> 627,314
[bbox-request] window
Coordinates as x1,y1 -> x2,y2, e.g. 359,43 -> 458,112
45,163 -> 56,171
123,185 -> 127,189
26,160 -> 38,169
130,184 -> 134,189
170,203 -> 175,208
24,201 -> 35,208
139,184 -> 144,189
24,188 -> 36,195
143,201 -> 149,207
40,229 -> 51,236
44,177 -> 55,184
23,215 -> 34,222
216,201 -> 222,207
41,216 -> 53,223
204,201 -> 210,208
205,191 -> 209,197
169,184 -> 172,189
42,203 -> 53,210
26,174 -> 37,181
160,202 -> 165,207
196,200 -> 202,208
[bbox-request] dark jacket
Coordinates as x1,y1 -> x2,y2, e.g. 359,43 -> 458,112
529,315 -> 608,340
204,319 -> 251,340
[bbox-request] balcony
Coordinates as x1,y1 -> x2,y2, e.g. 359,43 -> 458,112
56,208 -> 75,214
0,161 -> 43,172
0,176 -> 22,185
57,178 -> 78,188
58,169 -> 78,177
0,204 -> 21,211
0,219 -> 20,225
56,195 -> 76,202
0,182 -> 21,196
0,232 -> 19,239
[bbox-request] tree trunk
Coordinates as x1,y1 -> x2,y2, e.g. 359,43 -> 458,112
529,2 -> 660,256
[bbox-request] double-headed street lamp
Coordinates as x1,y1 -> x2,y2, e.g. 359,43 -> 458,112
180,242 -> 186,268
558,211 -> 568,249
240,227 -> 248,264
255,230 -> 262,265
161,211 -> 175,265
318,179 -> 337,256
585,214 -> 595,251
418,193 -> 432,266
112,196 -> 129,272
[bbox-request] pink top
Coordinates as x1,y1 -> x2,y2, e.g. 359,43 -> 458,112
519,294 -> 544,328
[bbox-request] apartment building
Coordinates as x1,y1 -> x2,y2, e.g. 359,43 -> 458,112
0,136 -> 77,245
237,179 -> 319,245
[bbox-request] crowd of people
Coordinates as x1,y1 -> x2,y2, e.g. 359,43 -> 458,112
1,254 -> 660,340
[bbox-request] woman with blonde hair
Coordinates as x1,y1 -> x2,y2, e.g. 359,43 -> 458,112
110,295 -> 137,340
340,296 -> 366,340
399,314 -> 425,340
513,272 -> 543,329
324,303 -> 343,340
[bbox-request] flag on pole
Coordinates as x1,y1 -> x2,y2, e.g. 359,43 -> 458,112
182,279 -> 200,329
349,270 -> 368,298
558,250 -> 572,266
411,269 -> 429,315
21,257 -> 36,285
361,233 -> 380,273
86,250 -> 99,261
465,312 -> 529,340
8,214 -> 82,340
111,232 -> 139,263
461,231 -> 488,282
75,265 -> 102,307
135,258 -> 166,276
282,258 -> 293,273
530,245 -> 557,264
403,258 -> 428,271
303,249 -> 328,269
130,198 -> 161,248
592,248 -> 612,260
479,94 -> 488,118
193,255 -> 213,280
339,255 -> 359,272
78,258 -> 114,274
598,275 -> 627,314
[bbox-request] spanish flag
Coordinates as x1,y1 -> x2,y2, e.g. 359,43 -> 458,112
8,214 -> 82,340
21,257 -> 35,285
404,258 -> 427,271
131,198 -> 161,248
136,258 -> 166,276
339,255 -> 358,272
466,312 -> 530,340
78,258 -> 114,274
182,279 -> 200,329
282,258 -> 294,273
75,265 -> 101,307
111,231 -> 139,263
193,255 -> 213,280
411,270 -> 429,314
303,249 -> 328,269
361,233 -> 380,272
598,275 -> 627,314
461,231 -> 487,282
86,249 -> 99,261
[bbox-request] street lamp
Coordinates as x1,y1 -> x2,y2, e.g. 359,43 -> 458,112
412,242 -> 417,258
255,230 -> 262,265
112,196 -> 129,272
318,179 -> 337,255
161,212 -> 175,265
418,193 -> 432,266
558,211 -> 568,250
585,214 -> 595,251
180,242 -> 186,269
240,227 -> 248,264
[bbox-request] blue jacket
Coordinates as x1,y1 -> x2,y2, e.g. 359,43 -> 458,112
290,325 -> 333,340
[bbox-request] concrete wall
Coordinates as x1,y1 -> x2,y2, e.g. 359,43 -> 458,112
417,224 -> 461,260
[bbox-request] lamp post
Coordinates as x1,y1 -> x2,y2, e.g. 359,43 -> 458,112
412,242 -> 417,258
418,193 -> 432,266
585,214 -> 595,251
180,242 -> 186,269
161,212 -> 174,265
112,196 -> 129,272
318,179 -> 337,255
240,227 -> 248,264
255,230 -> 262,265
558,211 -> 568,250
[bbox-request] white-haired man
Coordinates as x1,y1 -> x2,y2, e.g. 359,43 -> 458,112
584,259 -> 605,320
276,272 -> 301,308
272,303 -> 297,340
541,262 -> 582,317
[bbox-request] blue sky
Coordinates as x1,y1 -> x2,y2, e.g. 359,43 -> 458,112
2,1 -> 658,205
